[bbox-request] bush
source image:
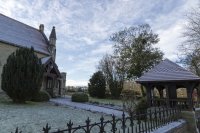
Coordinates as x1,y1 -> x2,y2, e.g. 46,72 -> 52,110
71,93 -> 89,102
1,47 -> 44,103
67,88 -> 76,92
135,97 -> 148,115
121,89 -> 141,99
32,91 -> 51,102
122,91 -> 137,116
109,80 -> 124,98
88,71 -> 106,98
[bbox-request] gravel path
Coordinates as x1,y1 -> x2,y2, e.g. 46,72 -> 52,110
50,98 -> 128,117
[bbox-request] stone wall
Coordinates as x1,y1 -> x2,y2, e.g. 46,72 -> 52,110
152,120 -> 190,133
0,42 -> 47,91
181,111 -> 198,133
166,122 -> 189,133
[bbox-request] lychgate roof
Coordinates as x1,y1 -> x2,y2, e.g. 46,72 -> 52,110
0,14 -> 50,55
136,59 -> 200,83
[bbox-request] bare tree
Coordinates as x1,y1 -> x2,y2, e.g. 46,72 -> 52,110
180,5 -> 200,103
181,6 -> 200,54
179,6 -> 200,76
98,54 -> 126,98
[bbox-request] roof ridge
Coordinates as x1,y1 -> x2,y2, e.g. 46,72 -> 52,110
136,59 -> 200,83
163,58 -> 188,71
0,13 -> 39,32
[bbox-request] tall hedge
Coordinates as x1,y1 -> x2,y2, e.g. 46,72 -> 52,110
88,71 -> 106,98
1,47 -> 44,103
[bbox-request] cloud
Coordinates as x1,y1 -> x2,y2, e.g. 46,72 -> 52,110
91,42 -> 113,55
66,79 -> 88,86
0,0 -> 199,86
156,23 -> 184,61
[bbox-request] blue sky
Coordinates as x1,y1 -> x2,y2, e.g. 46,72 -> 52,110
0,0 -> 199,86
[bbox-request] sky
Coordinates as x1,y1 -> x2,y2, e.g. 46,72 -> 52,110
0,0 -> 199,86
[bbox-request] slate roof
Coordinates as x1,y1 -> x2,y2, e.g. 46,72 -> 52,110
0,14 -> 50,55
136,59 -> 200,83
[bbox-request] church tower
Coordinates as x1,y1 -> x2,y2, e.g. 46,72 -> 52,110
49,26 -> 57,62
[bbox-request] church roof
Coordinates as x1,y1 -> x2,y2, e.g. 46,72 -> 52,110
0,14 -> 50,55
136,59 -> 200,83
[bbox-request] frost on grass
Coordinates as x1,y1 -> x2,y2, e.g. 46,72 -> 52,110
50,98 -> 128,117
0,103 -> 112,133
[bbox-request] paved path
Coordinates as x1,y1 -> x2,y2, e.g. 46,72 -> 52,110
50,98 -> 128,117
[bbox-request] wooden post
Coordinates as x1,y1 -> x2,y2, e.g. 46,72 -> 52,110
187,86 -> 193,109
165,85 -> 170,107
185,82 -> 196,110
144,84 -> 153,106
168,84 -> 177,107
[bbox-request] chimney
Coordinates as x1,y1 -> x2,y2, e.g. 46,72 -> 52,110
39,24 -> 44,32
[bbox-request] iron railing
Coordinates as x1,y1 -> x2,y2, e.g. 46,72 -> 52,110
151,98 -> 197,110
13,107 -> 181,133
196,117 -> 200,132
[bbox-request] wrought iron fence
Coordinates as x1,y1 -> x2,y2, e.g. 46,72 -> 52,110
13,107 -> 181,133
151,98 -> 196,110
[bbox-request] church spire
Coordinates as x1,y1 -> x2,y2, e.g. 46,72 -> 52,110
49,26 -> 56,62
49,26 -> 56,39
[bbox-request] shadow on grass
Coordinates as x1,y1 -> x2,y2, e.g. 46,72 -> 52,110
0,92 -> 40,106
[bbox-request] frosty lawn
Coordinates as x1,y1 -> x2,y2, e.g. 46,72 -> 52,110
0,102 -> 112,133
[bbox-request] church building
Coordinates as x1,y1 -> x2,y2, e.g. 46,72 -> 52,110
0,14 -> 66,97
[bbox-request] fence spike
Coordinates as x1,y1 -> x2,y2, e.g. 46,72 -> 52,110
67,120 -> 73,133
111,114 -> 117,133
100,116 -> 105,133
121,111 -> 126,133
12,127 -> 22,133
85,117 -> 90,133
43,123 -> 51,133
15,127 -> 18,133
100,115 -> 104,121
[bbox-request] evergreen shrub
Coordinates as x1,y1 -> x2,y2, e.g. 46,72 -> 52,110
71,92 -> 89,102
32,91 -> 50,102
1,47 -> 44,103
88,71 -> 106,98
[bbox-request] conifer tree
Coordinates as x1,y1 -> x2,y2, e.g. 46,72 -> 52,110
1,47 -> 44,103
88,71 -> 106,98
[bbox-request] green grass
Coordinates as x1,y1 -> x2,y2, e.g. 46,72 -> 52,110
65,92 -> 123,106
89,96 -> 123,106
